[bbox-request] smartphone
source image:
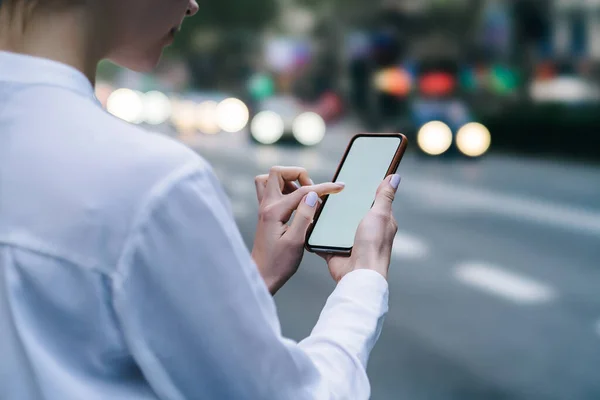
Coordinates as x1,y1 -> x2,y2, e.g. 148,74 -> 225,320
305,133 -> 407,256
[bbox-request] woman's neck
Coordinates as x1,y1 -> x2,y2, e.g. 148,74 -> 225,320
0,6 -> 105,85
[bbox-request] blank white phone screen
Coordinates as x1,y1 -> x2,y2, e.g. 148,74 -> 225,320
308,136 -> 402,249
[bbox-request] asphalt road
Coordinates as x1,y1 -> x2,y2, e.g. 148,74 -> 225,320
174,122 -> 600,400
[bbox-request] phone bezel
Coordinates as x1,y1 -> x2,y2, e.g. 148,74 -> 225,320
304,133 -> 408,256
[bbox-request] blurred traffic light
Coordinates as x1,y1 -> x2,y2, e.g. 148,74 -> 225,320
374,68 -> 412,96
488,65 -> 519,94
248,73 -> 275,100
419,72 -> 456,97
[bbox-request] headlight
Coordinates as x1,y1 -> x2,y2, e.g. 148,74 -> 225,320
106,88 -> 144,124
142,91 -> 172,125
251,111 -> 284,144
170,99 -> 197,134
196,100 -> 220,134
292,112 -> 326,146
456,122 -> 491,157
417,121 -> 453,155
216,98 -> 249,133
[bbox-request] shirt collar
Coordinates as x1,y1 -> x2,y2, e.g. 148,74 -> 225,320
0,50 -> 97,102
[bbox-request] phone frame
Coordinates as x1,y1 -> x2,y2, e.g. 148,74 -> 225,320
305,133 -> 408,256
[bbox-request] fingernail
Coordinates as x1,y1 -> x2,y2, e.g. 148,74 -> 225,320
390,174 -> 401,189
336,182 -> 346,188
292,181 -> 301,189
309,179 -> 315,185
305,191 -> 318,207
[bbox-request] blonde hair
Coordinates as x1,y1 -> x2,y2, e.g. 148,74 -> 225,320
0,0 -> 85,31
1,0 -> 85,8
0,0 -> 85,16
1,2 -> 45,40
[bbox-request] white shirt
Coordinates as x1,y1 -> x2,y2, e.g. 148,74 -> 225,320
0,51 -> 389,400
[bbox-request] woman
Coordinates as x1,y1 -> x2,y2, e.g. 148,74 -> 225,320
0,1 -> 401,399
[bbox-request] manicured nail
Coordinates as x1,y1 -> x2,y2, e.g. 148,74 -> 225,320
390,174 -> 401,189
305,191 -> 318,207
292,181 -> 301,189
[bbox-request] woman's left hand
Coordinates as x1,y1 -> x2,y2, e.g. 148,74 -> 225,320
251,166 -> 345,295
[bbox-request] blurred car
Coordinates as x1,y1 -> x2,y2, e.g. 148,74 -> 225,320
102,86 -> 251,137
408,55 -> 492,158
367,56 -> 491,158
351,31 -> 492,158
170,91 -> 250,136
408,97 -> 491,158
249,95 -> 327,146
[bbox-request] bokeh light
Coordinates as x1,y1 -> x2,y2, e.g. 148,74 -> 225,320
106,88 -> 144,124
292,112 -> 326,146
248,73 -> 275,100
417,121 -> 453,155
142,91 -> 172,125
196,101 -> 220,134
251,111 -> 284,144
456,122 -> 491,157
490,65 -> 519,94
419,73 -> 456,96
170,99 -> 197,134
216,98 -> 249,133
374,68 -> 412,96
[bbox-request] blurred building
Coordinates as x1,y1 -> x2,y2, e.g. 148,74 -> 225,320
552,0 -> 600,61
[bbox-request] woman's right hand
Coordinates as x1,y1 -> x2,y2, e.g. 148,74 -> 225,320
322,174 -> 401,282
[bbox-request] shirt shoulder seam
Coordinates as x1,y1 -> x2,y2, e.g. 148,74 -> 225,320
112,159 -> 209,284
0,81 -> 96,104
0,238 -> 113,276
0,82 -> 98,120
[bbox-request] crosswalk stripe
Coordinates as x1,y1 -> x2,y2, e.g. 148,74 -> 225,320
392,232 -> 430,260
407,180 -> 600,236
454,261 -> 557,305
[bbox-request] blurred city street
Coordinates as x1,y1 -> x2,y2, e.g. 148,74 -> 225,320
93,0 -> 600,397
4,0 -> 600,398
179,122 -> 600,400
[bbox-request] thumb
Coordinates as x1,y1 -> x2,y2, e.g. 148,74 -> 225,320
288,191 -> 320,241
371,174 -> 401,214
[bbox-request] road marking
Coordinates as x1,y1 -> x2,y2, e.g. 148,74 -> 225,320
454,261 -> 557,305
197,138 -> 600,236
408,180 -> 600,236
392,232 -> 429,260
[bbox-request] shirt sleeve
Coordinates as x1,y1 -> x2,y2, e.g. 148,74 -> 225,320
111,162 -> 389,400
